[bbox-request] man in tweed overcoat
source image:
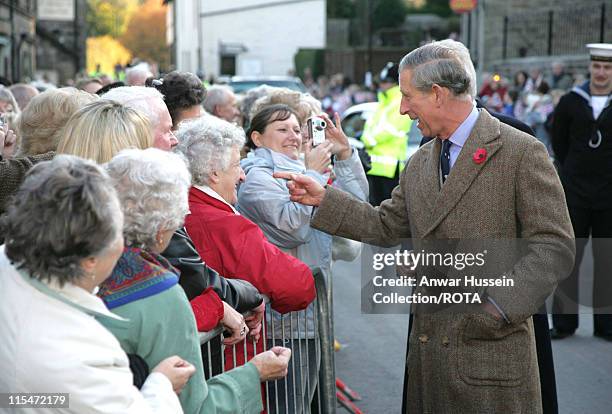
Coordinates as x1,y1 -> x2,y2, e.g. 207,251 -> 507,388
275,41 -> 575,413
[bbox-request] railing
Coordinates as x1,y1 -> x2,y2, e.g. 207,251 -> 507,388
198,268 -> 337,414
501,2 -> 610,59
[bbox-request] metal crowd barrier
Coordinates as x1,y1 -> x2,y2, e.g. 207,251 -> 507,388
198,268 -> 336,414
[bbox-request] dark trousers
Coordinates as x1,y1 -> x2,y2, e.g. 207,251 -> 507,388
367,166 -> 400,207
402,311 -> 558,414
552,205 -> 612,334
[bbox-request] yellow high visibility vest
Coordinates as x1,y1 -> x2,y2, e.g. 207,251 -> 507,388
362,86 -> 412,178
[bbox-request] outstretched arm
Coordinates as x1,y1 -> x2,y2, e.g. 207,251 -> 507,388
274,169 -> 411,247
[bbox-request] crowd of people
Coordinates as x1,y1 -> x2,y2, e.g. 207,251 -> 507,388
0,58 -> 373,413
0,38 -> 610,413
477,61 -> 584,155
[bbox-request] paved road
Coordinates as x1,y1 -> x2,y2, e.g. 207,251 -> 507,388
331,243 -> 611,413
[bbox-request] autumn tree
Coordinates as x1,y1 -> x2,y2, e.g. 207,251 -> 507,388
86,0 -> 139,37
87,36 -> 132,75
120,0 -> 170,69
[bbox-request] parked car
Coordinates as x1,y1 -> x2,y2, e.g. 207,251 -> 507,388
340,102 -> 422,160
227,76 -> 306,94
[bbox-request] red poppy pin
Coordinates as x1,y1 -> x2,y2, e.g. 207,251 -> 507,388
473,148 -> 487,164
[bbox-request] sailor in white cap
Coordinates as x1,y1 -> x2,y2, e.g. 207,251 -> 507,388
551,42 -> 612,341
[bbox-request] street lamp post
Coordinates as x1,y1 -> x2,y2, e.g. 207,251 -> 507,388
365,0 -> 374,87
73,0 -> 79,75
10,0 -> 17,82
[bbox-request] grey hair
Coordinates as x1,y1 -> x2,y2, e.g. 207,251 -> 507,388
240,85 -> 276,127
9,83 -> 39,112
399,40 -> 473,98
0,86 -> 21,113
175,114 -> 245,186
106,148 -> 191,250
102,86 -> 164,127
435,39 -> 477,98
1,155 -> 123,286
249,88 -> 322,125
125,63 -> 153,86
202,85 -> 234,114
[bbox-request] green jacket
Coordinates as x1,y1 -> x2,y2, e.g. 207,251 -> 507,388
101,284 -> 263,414
361,85 -> 412,178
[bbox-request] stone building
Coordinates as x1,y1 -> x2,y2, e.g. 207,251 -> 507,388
36,0 -> 87,85
0,0 -> 36,83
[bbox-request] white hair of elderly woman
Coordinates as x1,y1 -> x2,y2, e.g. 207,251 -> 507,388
102,86 -> 165,127
175,114 -> 245,186
105,148 -> 191,250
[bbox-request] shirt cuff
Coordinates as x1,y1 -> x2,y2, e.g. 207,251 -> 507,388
332,148 -> 358,171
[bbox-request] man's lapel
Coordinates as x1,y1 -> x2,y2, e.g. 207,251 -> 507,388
422,110 -> 503,237
419,138 -> 442,212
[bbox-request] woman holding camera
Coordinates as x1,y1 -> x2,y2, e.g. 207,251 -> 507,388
239,103 -> 368,278
237,103 -> 368,412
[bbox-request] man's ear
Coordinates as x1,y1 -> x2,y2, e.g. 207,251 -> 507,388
431,84 -> 448,107
250,131 -> 262,148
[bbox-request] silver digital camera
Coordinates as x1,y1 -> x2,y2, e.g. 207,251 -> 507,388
307,117 -> 326,146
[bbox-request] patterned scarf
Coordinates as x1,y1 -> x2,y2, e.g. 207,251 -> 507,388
98,247 -> 178,310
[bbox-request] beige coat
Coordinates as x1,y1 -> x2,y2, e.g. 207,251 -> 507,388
311,110 -> 575,413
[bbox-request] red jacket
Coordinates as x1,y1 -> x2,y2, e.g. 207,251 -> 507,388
185,187 -> 315,314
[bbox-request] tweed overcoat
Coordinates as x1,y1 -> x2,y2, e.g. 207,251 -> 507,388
311,110 -> 575,413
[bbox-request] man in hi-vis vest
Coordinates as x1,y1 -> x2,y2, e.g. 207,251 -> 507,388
362,62 -> 413,206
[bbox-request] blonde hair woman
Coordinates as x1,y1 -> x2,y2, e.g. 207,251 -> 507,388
17,88 -> 98,156
57,100 -> 153,164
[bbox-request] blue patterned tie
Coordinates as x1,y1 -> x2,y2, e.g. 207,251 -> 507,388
440,139 -> 452,183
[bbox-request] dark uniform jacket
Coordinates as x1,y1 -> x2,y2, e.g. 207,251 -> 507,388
162,227 -> 263,313
552,82 -> 612,209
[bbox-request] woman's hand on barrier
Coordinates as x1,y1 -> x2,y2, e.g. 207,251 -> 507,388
250,346 -> 292,381
245,301 -> 265,342
152,355 -> 196,394
321,112 -> 352,161
304,140 -> 332,174
272,172 -> 326,206
221,301 -> 249,345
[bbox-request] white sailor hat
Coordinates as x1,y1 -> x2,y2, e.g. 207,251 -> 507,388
586,43 -> 612,62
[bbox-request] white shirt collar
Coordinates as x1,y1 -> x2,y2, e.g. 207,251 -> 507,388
194,184 -> 240,215
448,102 -> 480,149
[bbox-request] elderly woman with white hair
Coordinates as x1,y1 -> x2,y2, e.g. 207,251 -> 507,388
98,148 -> 292,414
0,155 -> 194,413
176,115 -> 315,372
